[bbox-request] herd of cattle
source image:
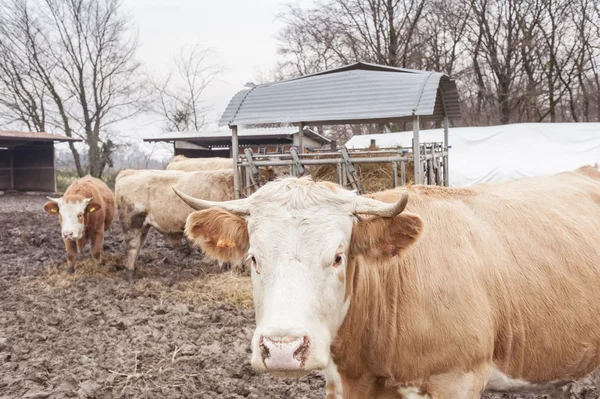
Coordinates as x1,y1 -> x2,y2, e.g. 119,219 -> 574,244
44,155 -> 288,279
41,156 -> 600,399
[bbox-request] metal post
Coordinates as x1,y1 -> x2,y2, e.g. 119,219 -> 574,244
231,125 -> 241,199
391,161 -> 398,188
427,145 -> 434,185
337,162 -> 342,184
294,122 -> 305,153
401,161 -> 406,186
412,114 -> 421,185
443,116 -> 450,187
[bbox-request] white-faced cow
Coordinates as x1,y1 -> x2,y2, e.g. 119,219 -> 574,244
44,175 -> 115,273
174,165 -> 600,398
115,168 -> 237,281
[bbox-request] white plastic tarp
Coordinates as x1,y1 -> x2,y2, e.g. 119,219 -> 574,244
344,123 -> 600,188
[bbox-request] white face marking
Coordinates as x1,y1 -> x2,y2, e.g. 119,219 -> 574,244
245,180 -> 358,375
57,198 -> 91,241
398,387 -> 431,399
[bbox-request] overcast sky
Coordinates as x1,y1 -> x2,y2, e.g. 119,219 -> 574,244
118,0 -> 292,139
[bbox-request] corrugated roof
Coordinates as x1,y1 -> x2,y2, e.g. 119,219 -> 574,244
0,130 -> 81,142
218,62 -> 461,127
143,126 -> 331,145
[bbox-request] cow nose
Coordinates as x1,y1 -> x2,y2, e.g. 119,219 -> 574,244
260,335 -> 310,371
63,231 -> 73,239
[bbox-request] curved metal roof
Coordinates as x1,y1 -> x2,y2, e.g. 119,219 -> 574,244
219,62 -> 461,127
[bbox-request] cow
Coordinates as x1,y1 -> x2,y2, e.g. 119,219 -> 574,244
166,154 -> 290,182
115,168 -> 236,281
166,155 -> 232,172
173,165 -> 600,398
43,175 -> 115,274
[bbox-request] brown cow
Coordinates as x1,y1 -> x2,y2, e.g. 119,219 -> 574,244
44,175 -> 115,273
174,165 -> 600,398
115,168 -> 236,281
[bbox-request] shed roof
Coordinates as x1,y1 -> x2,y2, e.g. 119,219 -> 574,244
143,126 -> 330,148
218,62 -> 461,127
0,130 -> 81,147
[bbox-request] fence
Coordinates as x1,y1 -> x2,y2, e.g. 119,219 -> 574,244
236,143 -> 448,198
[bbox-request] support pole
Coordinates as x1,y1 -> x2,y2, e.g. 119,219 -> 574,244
401,161 -> 406,186
412,114 -> 421,185
294,122 -> 305,153
443,116 -> 450,187
391,161 -> 398,188
231,125 -> 241,199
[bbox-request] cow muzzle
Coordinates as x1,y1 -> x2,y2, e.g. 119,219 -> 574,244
258,335 -> 310,372
62,231 -> 76,241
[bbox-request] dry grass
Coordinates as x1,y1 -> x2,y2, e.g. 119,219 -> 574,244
309,152 -> 415,193
22,253 -> 254,308
176,272 -> 253,308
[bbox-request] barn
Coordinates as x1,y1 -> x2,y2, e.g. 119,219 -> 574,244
0,130 -> 81,193
143,126 -> 331,158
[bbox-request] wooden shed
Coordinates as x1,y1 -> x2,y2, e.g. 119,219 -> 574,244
143,126 -> 331,158
0,131 -> 81,193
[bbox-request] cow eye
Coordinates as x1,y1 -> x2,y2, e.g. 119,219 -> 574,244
251,256 -> 261,274
333,254 -> 343,267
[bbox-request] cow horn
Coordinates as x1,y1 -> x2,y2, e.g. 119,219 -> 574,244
172,186 -> 251,215
46,196 -> 62,203
352,190 -> 409,217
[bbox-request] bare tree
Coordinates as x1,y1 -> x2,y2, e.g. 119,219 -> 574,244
0,0 -> 145,178
277,0 -> 430,74
149,43 -> 221,132
276,0 -> 600,128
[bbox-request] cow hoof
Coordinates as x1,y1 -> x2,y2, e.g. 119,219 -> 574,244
67,266 -> 75,274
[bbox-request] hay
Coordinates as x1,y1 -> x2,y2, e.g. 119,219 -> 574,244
177,272 -> 253,308
22,254 -> 254,308
309,152 -> 415,193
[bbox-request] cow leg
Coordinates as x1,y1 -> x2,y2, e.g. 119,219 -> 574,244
423,369 -> 487,399
123,224 -> 150,282
323,359 -> 343,399
167,233 -> 184,248
76,237 -> 86,258
64,239 -> 78,274
90,229 -> 104,267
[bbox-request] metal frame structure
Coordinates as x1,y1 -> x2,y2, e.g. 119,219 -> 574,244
219,62 -> 461,198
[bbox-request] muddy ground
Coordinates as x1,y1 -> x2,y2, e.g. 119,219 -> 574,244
0,193 -> 597,399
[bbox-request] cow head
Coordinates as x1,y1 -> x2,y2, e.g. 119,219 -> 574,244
44,196 -> 101,241
173,177 -> 423,377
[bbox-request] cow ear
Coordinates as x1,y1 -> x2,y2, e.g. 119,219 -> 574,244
86,202 -> 101,213
43,201 -> 59,215
184,208 -> 250,264
350,213 -> 424,259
